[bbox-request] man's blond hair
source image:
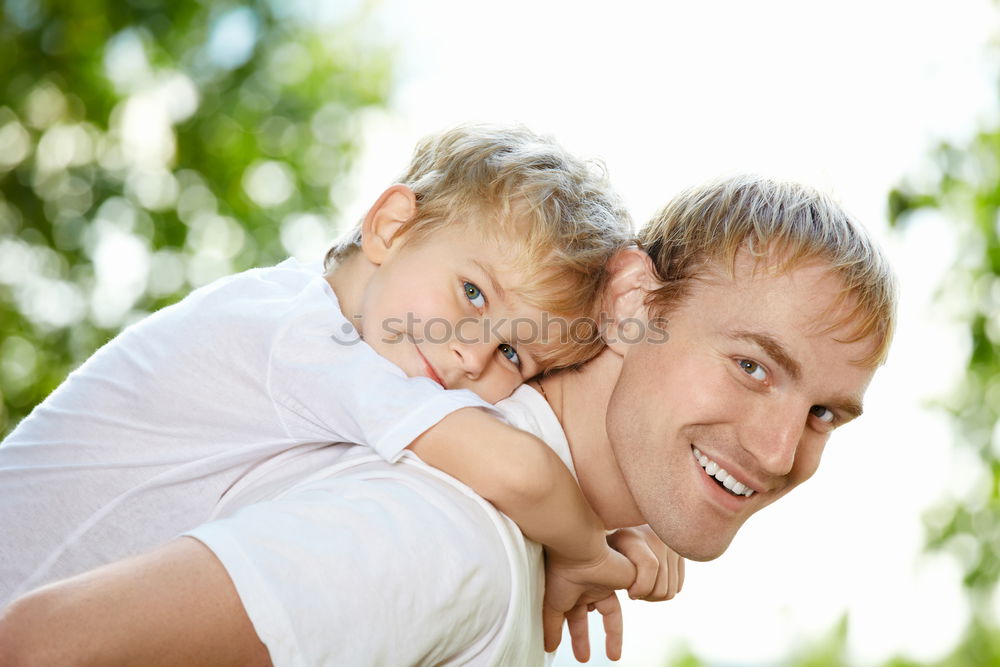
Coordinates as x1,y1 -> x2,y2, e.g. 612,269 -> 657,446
638,175 -> 897,366
328,123 -> 633,370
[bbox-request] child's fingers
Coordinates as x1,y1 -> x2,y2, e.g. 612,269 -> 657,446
637,526 -> 685,602
593,592 -> 624,661
627,544 -> 658,599
607,529 -> 658,599
566,603 -> 590,662
542,603 -> 566,653
664,552 -> 681,599
651,548 -> 684,601
648,553 -> 672,601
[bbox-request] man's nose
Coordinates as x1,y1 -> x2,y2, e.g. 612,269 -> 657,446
745,399 -> 807,477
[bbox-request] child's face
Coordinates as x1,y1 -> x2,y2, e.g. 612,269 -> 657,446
358,226 -> 550,404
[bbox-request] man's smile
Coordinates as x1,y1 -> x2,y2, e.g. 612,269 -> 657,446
691,446 -> 756,498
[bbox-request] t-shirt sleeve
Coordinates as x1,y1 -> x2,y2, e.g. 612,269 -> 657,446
184,470 -> 513,666
260,278 -> 502,462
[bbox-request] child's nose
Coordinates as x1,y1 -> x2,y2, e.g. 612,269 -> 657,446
451,340 -> 495,379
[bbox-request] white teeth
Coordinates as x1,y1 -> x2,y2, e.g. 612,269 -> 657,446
691,447 -> 755,498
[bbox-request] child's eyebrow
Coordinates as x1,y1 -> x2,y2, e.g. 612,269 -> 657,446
471,259 -> 511,309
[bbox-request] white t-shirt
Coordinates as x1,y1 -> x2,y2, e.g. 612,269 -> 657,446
0,259 -> 495,605
187,384 -> 569,667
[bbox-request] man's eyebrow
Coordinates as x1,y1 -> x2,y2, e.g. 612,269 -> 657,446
730,329 -> 865,420
471,259 -> 510,309
729,330 -> 802,381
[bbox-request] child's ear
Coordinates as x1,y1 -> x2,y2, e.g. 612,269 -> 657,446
602,247 -> 658,355
360,184 -> 417,265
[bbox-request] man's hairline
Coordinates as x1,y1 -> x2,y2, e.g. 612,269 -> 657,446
637,250 -> 884,370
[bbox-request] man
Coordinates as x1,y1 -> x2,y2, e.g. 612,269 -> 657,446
0,175 -> 896,665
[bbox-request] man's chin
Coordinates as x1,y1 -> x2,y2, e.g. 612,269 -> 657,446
655,527 -> 737,562
678,544 -> 729,562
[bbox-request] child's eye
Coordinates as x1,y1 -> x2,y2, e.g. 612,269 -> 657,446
498,343 -> 520,367
464,281 -> 486,309
810,405 -> 835,423
737,359 -> 767,382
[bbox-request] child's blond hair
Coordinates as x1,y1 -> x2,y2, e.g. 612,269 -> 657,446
328,123 -> 634,370
638,175 -> 897,367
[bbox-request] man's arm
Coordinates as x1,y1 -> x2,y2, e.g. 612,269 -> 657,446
0,538 -> 270,667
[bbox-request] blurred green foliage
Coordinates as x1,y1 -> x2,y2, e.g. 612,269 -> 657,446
0,0 -> 392,436
887,71 -> 1000,667
782,616 -> 851,667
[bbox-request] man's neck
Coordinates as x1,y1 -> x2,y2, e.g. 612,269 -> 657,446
324,251 -> 374,333
543,348 -> 644,530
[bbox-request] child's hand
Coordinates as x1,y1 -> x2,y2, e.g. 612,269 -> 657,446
543,527 -> 686,662
542,544 -> 635,661
607,524 -> 685,601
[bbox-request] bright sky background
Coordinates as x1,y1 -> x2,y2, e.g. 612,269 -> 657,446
329,1 -> 999,665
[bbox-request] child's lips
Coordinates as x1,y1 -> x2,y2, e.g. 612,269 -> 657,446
415,347 -> 446,388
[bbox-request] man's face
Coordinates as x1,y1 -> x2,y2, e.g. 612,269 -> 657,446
358,225 -> 550,404
606,254 -> 878,561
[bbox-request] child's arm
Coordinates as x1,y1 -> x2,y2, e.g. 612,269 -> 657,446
409,408 -> 622,566
410,408 -> 638,660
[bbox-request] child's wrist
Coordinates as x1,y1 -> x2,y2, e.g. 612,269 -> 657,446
548,529 -> 611,566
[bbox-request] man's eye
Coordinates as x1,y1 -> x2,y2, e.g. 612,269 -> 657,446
810,405 -> 835,423
464,281 -> 485,308
738,359 -> 767,381
498,343 -> 520,367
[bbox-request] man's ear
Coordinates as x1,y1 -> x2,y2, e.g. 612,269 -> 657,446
360,184 -> 417,265
602,247 -> 659,355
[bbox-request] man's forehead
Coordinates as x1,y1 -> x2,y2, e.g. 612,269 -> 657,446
698,256 -> 882,385
702,254 -> 854,318
721,254 -> 887,368
700,248 -> 834,285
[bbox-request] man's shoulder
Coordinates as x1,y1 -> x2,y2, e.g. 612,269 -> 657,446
331,451 -> 548,664
285,448 -> 532,563
192,449 -> 545,665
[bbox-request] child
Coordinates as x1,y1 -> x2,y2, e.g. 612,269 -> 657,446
0,124 -> 664,636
